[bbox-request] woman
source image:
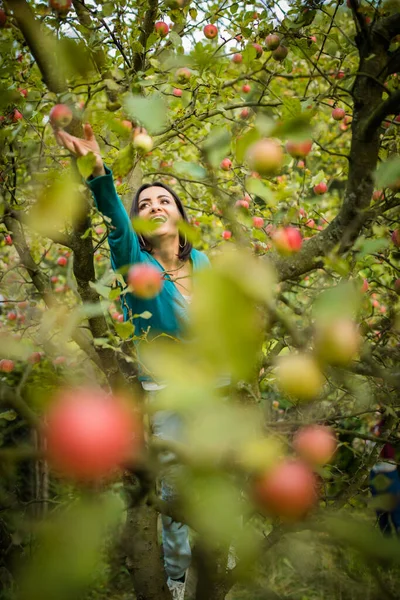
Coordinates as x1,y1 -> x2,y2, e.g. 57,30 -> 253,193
54,123 -> 209,599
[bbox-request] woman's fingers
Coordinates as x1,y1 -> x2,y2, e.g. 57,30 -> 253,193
83,123 -> 95,141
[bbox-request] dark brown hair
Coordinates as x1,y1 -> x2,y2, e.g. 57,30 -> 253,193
130,182 -> 193,262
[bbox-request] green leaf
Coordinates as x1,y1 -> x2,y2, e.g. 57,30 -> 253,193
245,178 -> 276,205
77,153 -> 97,179
123,93 -> 168,134
89,281 -> 111,299
354,236 -> 389,258
178,220 -> 201,244
270,114 -> 313,141
374,155 -> 400,188
173,162 -> 207,179
139,311 -> 152,319
112,144 -> 135,178
169,31 -> 182,48
0,410 -> 17,421
114,321 -> 135,340
203,128 -> 232,168
131,217 -> 159,234
235,128 -> 260,164
109,287 -> 122,301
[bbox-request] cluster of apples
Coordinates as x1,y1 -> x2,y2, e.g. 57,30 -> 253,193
253,424 -> 336,520
274,318 -> 361,403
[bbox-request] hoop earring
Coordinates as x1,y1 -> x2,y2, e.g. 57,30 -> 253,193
179,233 -> 187,249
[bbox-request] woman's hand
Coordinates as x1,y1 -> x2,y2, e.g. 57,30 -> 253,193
54,123 -> 105,178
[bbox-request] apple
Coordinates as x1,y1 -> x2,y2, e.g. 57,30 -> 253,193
297,160 -> 305,168
222,230 -> 232,240
242,84 -> 251,93
203,24 -> 218,39
128,263 -> 163,299
246,138 -> 283,176
314,318 -> 361,366
28,351 -> 43,364
336,70 -> 345,79
391,229 -> 400,247
285,139 -> 312,159
175,67 -> 192,83
121,119 -> 132,131
133,133 -> 153,153
7,312 -> 17,321
5,235 -> 12,245
276,354 -> 324,402
332,107 -> 346,121
313,182 -> 327,195
18,88 -> 28,98
251,43 -> 263,58
0,9 -> 6,27
155,21 -> 169,37
394,279 -> 400,295
252,217 -> 264,228
50,275 -> 59,283
361,278 -> 369,293
272,45 -> 288,61
49,0 -> 72,14
272,227 -> 302,256
0,359 -> 15,373
309,35 -> 317,43
220,158 -> 232,171
173,88 -> 182,97
57,256 -> 67,266
232,53 -> 243,63
372,190 -> 383,201
12,110 -> 23,122
305,218 -> 315,228
253,459 -> 318,520
240,108 -> 250,119
49,104 -> 73,128
235,199 -> 249,209
293,425 -> 337,466
44,386 -> 142,481
265,34 -> 280,51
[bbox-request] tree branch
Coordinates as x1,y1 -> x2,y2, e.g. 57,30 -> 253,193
361,89 -> 400,140
133,0 -> 158,73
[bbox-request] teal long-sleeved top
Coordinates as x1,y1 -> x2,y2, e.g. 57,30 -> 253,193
87,167 -> 210,380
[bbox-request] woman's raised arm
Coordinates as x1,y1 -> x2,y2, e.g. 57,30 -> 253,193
54,123 -> 141,269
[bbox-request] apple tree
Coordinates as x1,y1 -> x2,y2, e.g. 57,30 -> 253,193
0,0 -> 400,599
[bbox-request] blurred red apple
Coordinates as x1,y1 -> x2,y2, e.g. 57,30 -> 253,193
155,21 -> 169,37
0,359 -> 15,373
128,263 -> 163,299
272,227 -> 302,256
203,24 -> 218,39
293,425 -> 337,466
222,230 -> 232,240
313,182 -> 327,195
286,139 -> 312,158
49,104 -> 73,128
332,107 -> 346,121
276,354 -> 324,402
220,158 -> 232,171
232,53 -> 243,63
265,34 -> 280,50
246,138 -> 283,175
314,318 -> 361,366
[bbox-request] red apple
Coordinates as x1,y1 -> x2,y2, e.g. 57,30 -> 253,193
49,104 -> 73,128
5,235 -> 12,245
12,110 -> 23,122
332,107 -> 346,121
309,35 -> 317,43
49,0 -> 72,14
314,318 -> 361,366
0,9 -> 6,27
372,190 -> 383,201
44,386 -> 142,481
391,229 -> 400,247
121,119 -> 132,131
272,45 -> 288,61
57,256 -> 67,266
220,158 -> 232,171
252,217 -> 264,228
251,43 -> 263,58
128,263 -> 163,299
361,278 -> 369,293
235,199 -> 249,209
272,227 -> 302,256
276,354 -> 324,402
242,84 -> 251,93
175,67 -> 192,83
285,139 -> 312,159
155,21 -> 169,37
222,230 -> 232,240
265,34 -> 280,51
203,24 -> 218,39
253,459 -> 318,520
18,88 -> 28,98
313,182 -> 327,195
173,88 -> 182,97
293,425 -> 337,466
28,351 -> 43,365
336,70 -> 345,79
7,312 -> 17,321
51,275 -> 59,283
133,133 -> 153,153
0,359 -> 15,373
240,108 -> 250,119
246,139 -> 283,176
232,53 -> 243,63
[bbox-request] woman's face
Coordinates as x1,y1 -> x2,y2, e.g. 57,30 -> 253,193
137,186 -> 182,239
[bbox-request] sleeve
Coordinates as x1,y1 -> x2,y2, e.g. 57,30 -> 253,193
87,165 -> 141,271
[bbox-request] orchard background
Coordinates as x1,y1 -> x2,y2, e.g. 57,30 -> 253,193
1,0 -> 400,599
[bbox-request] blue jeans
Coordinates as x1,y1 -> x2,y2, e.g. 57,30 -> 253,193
151,406 -> 191,580
369,468 -> 400,535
